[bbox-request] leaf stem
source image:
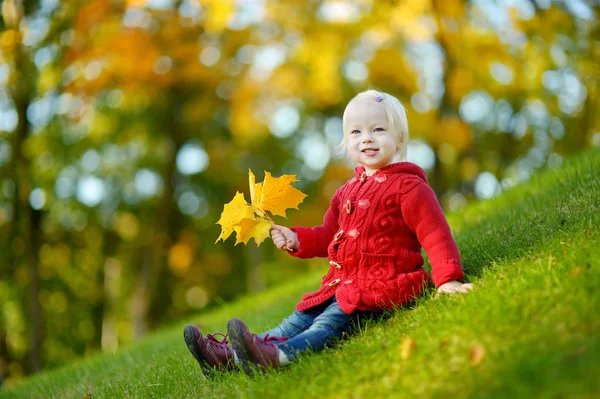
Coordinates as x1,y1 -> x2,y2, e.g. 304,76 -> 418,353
250,204 -> 274,225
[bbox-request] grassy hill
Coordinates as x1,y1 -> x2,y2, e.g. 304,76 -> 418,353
2,149 -> 599,399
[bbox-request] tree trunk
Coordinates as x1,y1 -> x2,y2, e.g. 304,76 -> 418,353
13,92 -> 43,373
131,93 -> 182,337
130,248 -> 153,338
101,231 -> 120,351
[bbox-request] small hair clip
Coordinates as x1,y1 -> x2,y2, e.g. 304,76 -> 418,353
375,96 -> 384,102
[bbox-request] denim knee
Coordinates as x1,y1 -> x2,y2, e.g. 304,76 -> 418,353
279,310 -> 315,336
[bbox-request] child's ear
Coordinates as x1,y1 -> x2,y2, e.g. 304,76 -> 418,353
398,135 -> 404,147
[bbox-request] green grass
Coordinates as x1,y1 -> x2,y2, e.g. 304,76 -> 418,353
2,149 -> 599,399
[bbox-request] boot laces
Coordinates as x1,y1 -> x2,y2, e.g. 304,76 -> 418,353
205,332 -> 229,346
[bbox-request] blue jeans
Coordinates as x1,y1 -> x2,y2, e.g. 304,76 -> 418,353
258,297 -> 367,361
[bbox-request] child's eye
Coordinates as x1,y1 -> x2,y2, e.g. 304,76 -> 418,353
374,127 -> 384,132
351,130 -> 360,135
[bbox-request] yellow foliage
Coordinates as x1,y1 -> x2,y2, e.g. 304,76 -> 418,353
437,117 -> 472,153
216,170 -> 307,246
432,0 -> 465,19
22,135 -> 50,159
0,29 -> 19,53
112,212 -> 140,241
257,171 -> 307,218
235,218 -> 272,246
169,243 -> 193,273
310,51 -> 343,107
125,0 -> 146,8
182,97 -> 217,127
294,31 -> 344,107
270,66 -> 304,97
512,6 -> 572,42
37,67 -> 61,93
368,48 -> 418,93
109,31 -> 162,84
215,191 -> 254,243
199,0 -> 235,33
248,170 -> 263,207
407,110 -> 437,142
461,157 -> 479,180
89,112 -> 118,143
446,68 -> 474,106
389,0 -> 428,31
73,1 -> 113,37
229,80 -> 267,141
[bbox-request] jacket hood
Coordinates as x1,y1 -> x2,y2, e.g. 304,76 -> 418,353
354,162 -> 428,183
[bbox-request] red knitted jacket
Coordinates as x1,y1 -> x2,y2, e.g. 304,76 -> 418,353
289,162 -> 464,314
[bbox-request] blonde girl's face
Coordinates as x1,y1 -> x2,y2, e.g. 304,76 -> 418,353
344,97 -> 401,176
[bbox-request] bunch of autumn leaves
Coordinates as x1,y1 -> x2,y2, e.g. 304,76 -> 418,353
216,171 -> 308,246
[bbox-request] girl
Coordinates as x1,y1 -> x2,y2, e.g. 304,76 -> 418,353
184,89 -> 473,377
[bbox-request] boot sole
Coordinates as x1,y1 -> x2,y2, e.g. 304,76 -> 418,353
183,325 -> 213,377
227,319 -> 256,377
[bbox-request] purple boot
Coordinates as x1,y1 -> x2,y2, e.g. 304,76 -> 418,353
183,325 -> 237,376
227,318 -> 288,376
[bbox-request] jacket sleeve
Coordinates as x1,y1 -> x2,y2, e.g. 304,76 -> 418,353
400,177 -> 463,288
288,188 -> 342,259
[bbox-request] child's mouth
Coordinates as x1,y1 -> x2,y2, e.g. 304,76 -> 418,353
362,149 -> 379,156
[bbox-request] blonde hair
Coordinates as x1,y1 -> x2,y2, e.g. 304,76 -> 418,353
339,89 -> 409,161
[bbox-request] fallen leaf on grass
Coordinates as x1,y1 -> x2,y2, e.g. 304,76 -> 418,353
439,337 -> 449,351
400,337 -> 417,359
469,344 -> 486,366
568,266 -> 586,278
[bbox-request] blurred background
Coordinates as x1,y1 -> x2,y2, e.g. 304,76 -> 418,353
0,0 -> 598,384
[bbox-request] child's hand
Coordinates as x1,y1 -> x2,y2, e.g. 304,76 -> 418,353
436,280 -> 474,297
271,224 -> 299,252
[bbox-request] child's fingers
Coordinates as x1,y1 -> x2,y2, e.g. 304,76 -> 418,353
455,283 -> 473,293
281,230 -> 296,244
437,286 -> 457,294
272,234 -> 288,250
271,225 -> 297,250
271,230 -> 284,241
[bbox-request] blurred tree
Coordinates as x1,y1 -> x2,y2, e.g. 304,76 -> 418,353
2,0 -> 43,373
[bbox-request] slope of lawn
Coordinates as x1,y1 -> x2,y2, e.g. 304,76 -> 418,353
2,149 -> 599,399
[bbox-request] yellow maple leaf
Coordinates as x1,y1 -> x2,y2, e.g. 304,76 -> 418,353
235,218 -> 271,246
215,192 -> 255,243
216,170 -> 307,246
258,171 -> 308,218
248,170 -> 263,208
